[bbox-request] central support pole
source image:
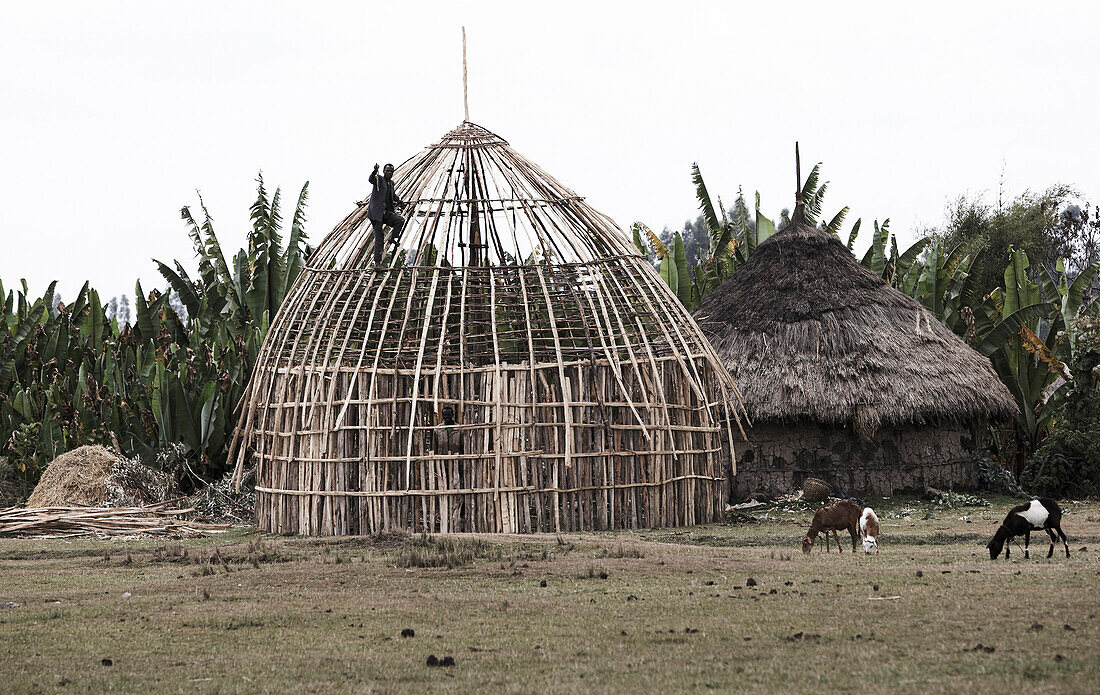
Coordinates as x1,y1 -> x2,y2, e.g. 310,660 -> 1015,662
795,141 -> 801,203
793,141 -> 804,223
462,27 -> 469,122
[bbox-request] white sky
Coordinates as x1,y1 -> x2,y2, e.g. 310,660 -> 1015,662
2,1 -> 1098,301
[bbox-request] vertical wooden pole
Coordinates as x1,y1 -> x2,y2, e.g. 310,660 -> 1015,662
795,141 -> 802,204
462,27 -> 469,122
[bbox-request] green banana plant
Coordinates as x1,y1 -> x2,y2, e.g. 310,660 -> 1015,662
159,176 -> 309,339
965,248 -> 1100,474
1040,259 -> 1100,354
640,162 -> 855,310
631,224 -> 648,257
861,219 -> 891,277
0,176 -> 309,487
755,191 -> 776,248
672,232 -> 691,306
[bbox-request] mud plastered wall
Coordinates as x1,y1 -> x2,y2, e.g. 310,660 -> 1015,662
733,420 -> 978,498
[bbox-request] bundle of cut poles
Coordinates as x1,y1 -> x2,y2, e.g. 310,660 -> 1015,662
0,502 -> 229,538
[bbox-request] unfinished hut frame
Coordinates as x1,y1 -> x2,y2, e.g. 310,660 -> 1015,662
230,122 -> 742,535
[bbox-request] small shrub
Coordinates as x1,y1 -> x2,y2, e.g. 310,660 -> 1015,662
6,423 -> 43,475
152,544 -> 189,563
555,535 -> 575,553
977,455 -> 1026,496
0,456 -> 32,506
1023,438 -> 1100,498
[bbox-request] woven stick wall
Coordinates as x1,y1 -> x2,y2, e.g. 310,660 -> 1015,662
230,122 -> 742,535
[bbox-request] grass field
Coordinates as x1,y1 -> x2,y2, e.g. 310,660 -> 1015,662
3,495 -> 1099,694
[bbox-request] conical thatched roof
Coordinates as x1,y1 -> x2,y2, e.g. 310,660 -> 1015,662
230,121 -> 740,535
693,219 -> 1015,434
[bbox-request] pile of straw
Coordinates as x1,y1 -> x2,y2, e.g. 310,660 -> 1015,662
25,445 -> 178,508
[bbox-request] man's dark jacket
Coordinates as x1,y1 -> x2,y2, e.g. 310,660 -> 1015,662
367,170 -> 403,222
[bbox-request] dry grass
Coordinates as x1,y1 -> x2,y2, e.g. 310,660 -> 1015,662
1,496 -> 1098,694
24,445 -> 117,507
393,535 -> 502,569
22,445 -> 178,509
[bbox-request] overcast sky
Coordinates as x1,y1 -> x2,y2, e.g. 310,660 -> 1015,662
2,1 -> 1098,301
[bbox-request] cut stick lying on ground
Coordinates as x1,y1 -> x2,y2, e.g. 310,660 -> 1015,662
0,502 -> 230,538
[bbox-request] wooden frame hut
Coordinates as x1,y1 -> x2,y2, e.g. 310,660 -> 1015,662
230,121 -> 741,535
693,210 -> 1015,498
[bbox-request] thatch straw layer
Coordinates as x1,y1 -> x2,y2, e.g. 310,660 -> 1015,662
694,221 -> 1015,434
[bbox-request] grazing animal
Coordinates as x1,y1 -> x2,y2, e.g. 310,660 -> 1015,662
860,507 -> 880,554
801,499 -> 861,554
987,498 -> 1070,560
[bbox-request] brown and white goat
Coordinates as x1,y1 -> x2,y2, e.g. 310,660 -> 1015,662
801,499 -> 861,554
860,507 -> 880,554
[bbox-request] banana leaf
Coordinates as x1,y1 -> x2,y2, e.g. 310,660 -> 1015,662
659,250 -> 678,296
975,303 -> 1053,357
673,232 -> 691,307
1003,248 -> 1040,317
847,219 -> 861,251
631,224 -> 647,257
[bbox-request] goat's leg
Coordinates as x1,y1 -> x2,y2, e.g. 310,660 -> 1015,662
1024,529 -> 1030,559
824,532 -> 831,553
1046,528 -> 1057,558
1005,539 -> 1010,560
832,529 -> 843,553
850,524 -> 859,552
1056,524 -> 1070,558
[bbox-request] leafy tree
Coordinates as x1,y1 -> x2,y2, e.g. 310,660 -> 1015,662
117,295 -> 131,326
933,185 -> 1080,297
1050,202 -> 1100,289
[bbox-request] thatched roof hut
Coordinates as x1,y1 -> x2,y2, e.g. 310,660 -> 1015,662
230,122 -> 741,535
693,214 -> 1015,497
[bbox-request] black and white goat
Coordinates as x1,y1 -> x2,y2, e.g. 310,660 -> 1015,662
987,498 -> 1070,560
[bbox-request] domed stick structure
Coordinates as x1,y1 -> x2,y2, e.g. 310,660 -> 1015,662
230,122 -> 742,535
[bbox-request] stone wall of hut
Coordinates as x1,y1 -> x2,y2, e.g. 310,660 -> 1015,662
732,420 -> 979,499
